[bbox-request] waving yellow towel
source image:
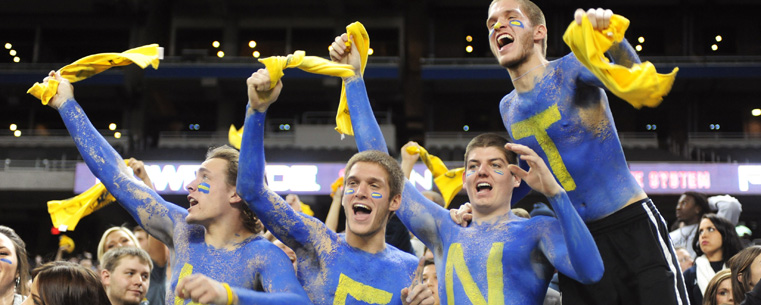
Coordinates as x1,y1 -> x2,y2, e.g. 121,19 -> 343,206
48,182 -> 117,232
258,22 -> 368,136
27,44 -> 161,105
229,125 -> 244,149
47,160 -> 131,231
563,15 -> 678,109
406,145 -> 464,207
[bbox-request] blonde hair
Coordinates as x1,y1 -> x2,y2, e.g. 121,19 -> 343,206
96,227 -> 140,262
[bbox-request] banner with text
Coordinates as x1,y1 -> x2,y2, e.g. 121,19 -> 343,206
74,162 -> 761,195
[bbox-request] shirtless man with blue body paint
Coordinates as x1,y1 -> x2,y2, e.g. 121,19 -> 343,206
39,71 -> 311,305
237,69 -> 433,304
486,0 -> 689,303
329,33 -> 604,305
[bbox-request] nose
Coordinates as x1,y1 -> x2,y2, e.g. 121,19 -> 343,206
354,182 -> 369,198
187,178 -> 199,192
477,163 -> 490,176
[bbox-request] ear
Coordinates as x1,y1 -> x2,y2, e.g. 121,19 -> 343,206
229,190 -> 243,205
738,273 -> 743,283
100,269 -> 111,286
533,24 -> 547,42
388,194 -> 402,212
511,170 -> 521,188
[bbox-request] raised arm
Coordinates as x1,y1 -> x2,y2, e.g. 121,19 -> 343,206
43,71 -> 179,247
236,69 -> 338,252
329,34 -> 387,153
507,143 -> 603,284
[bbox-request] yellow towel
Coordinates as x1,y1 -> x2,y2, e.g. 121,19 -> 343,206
406,145 -> 464,207
229,124 -> 243,149
331,176 -> 345,196
562,15 -> 678,109
47,160 -> 130,231
59,235 -> 75,253
300,202 -> 315,216
48,183 -> 117,232
27,44 -> 161,105
335,22 -> 370,136
256,21 -> 369,136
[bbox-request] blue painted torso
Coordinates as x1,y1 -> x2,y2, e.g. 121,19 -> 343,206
500,54 -> 644,222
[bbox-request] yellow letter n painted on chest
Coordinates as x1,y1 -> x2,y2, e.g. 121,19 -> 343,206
510,104 -> 576,191
445,243 -> 504,305
334,273 -> 393,305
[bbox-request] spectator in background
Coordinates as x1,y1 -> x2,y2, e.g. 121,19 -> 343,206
684,214 -> 745,305
703,269 -> 733,305
728,245 -> 761,304
671,192 -> 742,258
0,226 -> 31,305
24,261 -> 110,305
99,247 -> 152,305
675,247 -> 695,273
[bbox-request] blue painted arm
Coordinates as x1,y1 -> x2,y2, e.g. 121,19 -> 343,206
57,99 -> 180,247
234,244 -> 312,304
607,38 -> 642,67
237,106 -> 337,252
346,76 -> 387,153
539,190 -> 604,284
397,181 -> 446,254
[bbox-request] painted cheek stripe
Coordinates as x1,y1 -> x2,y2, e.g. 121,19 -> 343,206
494,170 -> 505,175
345,188 -> 356,195
0,258 -> 12,265
371,192 -> 383,199
509,20 -> 524,28
198,182 -> 210,194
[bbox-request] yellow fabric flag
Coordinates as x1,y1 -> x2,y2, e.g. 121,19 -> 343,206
27,44 -> 162,105
406,145 -> 464,207
562,15 -> 678,109
335,22 -> 370,136
59,235 -> 75,253
331,176 -> 345,195
258,50 -> 355,90
300,202 -> 315,216
229,124 -> 243,149
48,183 -> 117,232
47,160 -> 130,231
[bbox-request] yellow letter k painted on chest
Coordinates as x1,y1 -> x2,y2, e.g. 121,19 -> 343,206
510,104 -> 576,191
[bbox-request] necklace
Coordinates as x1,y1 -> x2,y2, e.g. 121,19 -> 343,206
511,62 -> 547,81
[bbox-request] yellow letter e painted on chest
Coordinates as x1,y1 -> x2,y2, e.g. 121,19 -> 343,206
445,243 -> 504,305
334,273 -> 393,305
510,104 -> 576,191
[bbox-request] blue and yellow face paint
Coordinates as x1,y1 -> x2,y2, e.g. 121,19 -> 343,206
494,169 -> 505,175
0,258 -> 11,265
509,20 -> 524,28
198,182 -> 210,194
489,22 -> 501,37
345,188 -> 356,195
371,192 -> 383,199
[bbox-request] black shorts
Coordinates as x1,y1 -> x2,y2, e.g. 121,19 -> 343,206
559,198 -> 690,305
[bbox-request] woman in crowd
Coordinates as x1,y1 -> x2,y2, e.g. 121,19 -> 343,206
0,226 -> 31,305
729,246 -> 761,304
703,269 -> 733,305
22,261 -> 109,305
684,214 -> 744,305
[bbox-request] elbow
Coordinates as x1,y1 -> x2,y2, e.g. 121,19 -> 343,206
579,263 -> 605,284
